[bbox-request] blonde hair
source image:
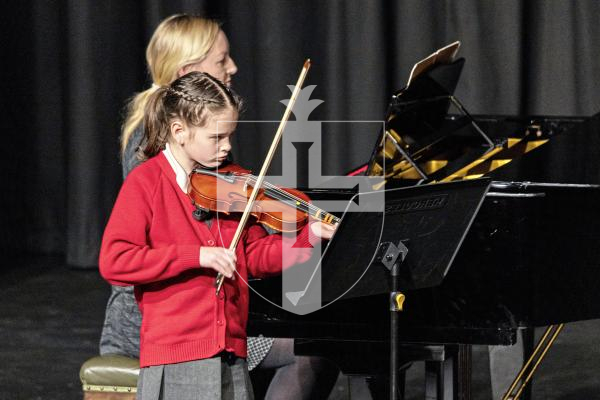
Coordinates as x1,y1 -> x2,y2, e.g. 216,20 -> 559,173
121,14 -> 221,155
142,71 -> 243,160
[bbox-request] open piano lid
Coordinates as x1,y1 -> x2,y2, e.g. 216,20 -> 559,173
365,44 -> 496,186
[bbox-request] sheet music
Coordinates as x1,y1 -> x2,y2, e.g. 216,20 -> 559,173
407,41 -> 461,87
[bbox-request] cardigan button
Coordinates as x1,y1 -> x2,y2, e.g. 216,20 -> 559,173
207,239 -> 215,246
217,320 -> 224,326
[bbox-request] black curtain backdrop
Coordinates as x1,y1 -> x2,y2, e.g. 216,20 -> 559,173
1,0 -> 599,268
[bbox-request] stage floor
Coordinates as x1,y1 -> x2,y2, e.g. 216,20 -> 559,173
1,255 -> 599,399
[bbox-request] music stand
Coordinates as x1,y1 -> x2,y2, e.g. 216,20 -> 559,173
315,178 -> 491,399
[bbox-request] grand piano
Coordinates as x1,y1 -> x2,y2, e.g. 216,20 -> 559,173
247,53 -> 600,399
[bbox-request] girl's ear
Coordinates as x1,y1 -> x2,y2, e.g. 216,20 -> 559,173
170,120 -> 186,145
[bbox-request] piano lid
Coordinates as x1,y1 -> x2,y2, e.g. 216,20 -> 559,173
485,113 -> 600,184
366,57 -> 497,187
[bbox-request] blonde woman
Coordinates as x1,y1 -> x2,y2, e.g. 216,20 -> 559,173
120,14 -> 237,177
100,14 -> 338,400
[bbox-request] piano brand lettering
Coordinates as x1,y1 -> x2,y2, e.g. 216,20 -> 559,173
385,194 -> 447,214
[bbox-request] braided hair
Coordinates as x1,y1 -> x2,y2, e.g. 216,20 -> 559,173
142,71 -> 243,160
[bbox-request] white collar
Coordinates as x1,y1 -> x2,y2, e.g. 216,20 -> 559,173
162,143 -> 189,193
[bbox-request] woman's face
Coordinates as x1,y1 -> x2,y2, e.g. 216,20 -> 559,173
179,30 -> 238,87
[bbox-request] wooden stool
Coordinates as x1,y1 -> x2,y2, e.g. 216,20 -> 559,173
79,355 -> 139,400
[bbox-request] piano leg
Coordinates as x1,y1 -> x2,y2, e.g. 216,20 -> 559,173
455,344 -> 472,400
366,372 -> 406,400
424,344 -> 471,400
521,329 -> 533,400
426,357 -> 452,400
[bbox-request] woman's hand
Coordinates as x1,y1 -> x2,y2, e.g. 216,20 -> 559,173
309,221 -> 338,240
200,247 -> 237,279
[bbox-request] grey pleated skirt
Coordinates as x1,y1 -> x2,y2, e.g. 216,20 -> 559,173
137,355 -> 254,400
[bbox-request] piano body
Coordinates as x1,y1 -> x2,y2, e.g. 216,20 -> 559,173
247,56 -> 600,399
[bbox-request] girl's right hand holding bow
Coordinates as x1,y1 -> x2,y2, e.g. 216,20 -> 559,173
200,247 -> 237,279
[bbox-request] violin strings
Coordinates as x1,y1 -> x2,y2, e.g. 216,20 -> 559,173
233,173 -> 340,224
238,174 -> 312,209
253,177 -> 334,219
252,178 -> 320,215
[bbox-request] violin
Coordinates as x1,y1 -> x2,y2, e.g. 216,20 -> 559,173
188,163 -> 340,232
210,59 -> 315,293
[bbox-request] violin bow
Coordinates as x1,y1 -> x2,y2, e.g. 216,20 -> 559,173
215,59 -> 312,294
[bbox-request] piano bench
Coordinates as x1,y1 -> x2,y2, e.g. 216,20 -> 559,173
79,355 -> 139,400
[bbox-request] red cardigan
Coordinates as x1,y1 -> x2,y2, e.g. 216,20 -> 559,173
99,153 -> 315,367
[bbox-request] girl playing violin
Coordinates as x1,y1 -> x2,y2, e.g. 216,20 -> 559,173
99,71 -> 335,399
